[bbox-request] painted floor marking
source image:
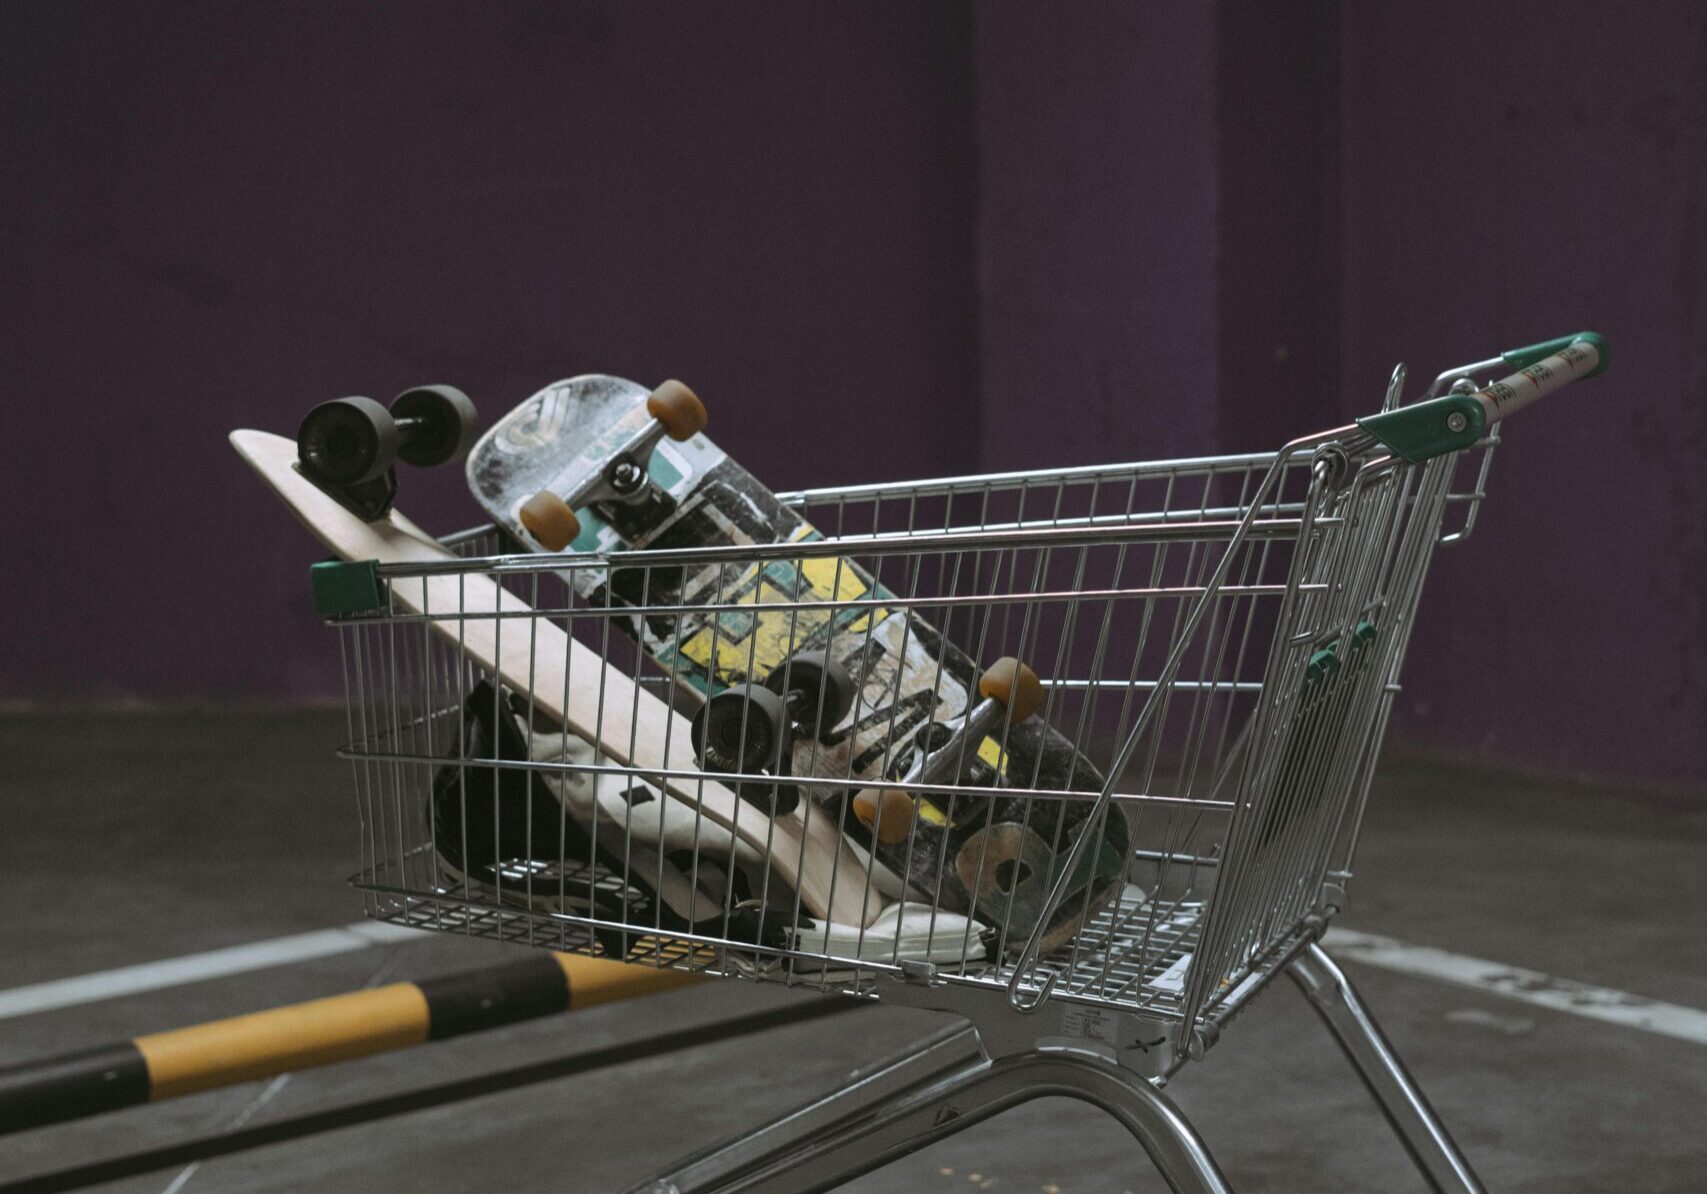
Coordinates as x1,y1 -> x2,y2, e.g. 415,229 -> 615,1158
0,921 -> 422,1021
1324,928 -> 1707,1047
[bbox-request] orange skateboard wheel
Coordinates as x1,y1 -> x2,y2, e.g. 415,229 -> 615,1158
977,657 -> 1044,723
519,491 -> 580,552
853,789 -> 916,845
646,380 -> 708,441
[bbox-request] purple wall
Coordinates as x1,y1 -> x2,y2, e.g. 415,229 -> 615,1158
2,1 -> 977,700
981,2 -> 1707,789
4,3 -> 1701,788
1217,1 -> 1341,451
976,2 -> 1219,466
1337,3 -> 1707,789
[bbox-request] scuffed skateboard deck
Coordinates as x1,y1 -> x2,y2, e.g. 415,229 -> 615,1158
467,378 -> 1130,952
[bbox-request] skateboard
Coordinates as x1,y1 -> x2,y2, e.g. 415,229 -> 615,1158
465,375 -> 1131,954
230,424 -> 882,931
429,678 -> 794,957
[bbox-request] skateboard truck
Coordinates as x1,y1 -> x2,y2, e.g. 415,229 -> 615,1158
761,649 -> 857,740
518,380 -> 708,551
855,657 -> 1045,845
296,386 -> 480,521
691,650 -> 856,816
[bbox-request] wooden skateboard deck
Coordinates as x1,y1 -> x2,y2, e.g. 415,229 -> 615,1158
428,678 -> 790,956
231,428 -> 882,928
465,377 -> 1129,953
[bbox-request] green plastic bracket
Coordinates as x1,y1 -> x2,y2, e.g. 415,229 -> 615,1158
1304,622 -> 1377,689
1357,393 -> 1487,463
1305,646 -> 1341,686
311,559 -> 386,617
1502,330 -> 1610,377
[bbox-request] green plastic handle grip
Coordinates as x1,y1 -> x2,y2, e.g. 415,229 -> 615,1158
1359,331 -> 1611,462
1502,331 -> 1610,377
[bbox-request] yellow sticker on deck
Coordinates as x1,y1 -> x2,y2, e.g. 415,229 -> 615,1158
674,545 -> 889,683
915,799 -> 948,825
914,735 -> 1010,827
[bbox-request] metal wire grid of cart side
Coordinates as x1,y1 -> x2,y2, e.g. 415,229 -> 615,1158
328,406 -> 1496,1056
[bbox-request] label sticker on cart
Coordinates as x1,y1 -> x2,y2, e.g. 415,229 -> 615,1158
1153,953 -> 1193,994
1060,1005 -> 1121,1046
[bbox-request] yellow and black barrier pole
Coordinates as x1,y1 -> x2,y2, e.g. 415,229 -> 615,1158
0,951 -> 700,1135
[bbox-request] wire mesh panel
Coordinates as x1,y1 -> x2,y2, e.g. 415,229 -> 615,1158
328,425 -> 1495,1052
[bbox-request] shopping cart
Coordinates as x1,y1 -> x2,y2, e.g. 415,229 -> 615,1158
320,333 -> 1607,1192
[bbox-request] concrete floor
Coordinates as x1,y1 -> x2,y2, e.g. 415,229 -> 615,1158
1,709 -> 1702,1192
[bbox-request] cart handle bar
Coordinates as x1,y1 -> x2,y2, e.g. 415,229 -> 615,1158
1358,331 -> 1609,462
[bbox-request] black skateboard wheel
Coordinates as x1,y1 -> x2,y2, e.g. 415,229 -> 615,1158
764,649 -> 856,739
853,789 -> 916,845
646,380 -> 708,441
391,385 -> 479,468
978,657 -> 1045,724
692,685 -> 788,776
519,491 -> 580,552
298,396 -> 399,485
955,821 -> 1050,903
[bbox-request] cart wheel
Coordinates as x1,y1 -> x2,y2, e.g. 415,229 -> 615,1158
297,397 -> 399,485
853,790 -> 916,845
519,491 -> 580,552
977,657 -> 1045,723
646,380 -> 708,441
692,685 -> 788,777
392,385 -> 479,468
764,649 -> 856,739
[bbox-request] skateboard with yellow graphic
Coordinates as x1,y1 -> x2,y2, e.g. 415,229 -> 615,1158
466,375 -> 1129,953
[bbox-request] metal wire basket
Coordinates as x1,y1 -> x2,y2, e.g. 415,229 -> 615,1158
319,333 -> 1607,1193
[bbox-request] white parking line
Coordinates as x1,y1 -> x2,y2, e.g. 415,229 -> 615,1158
0,921 -> 422,1021
1324,928 -> 1707,1046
